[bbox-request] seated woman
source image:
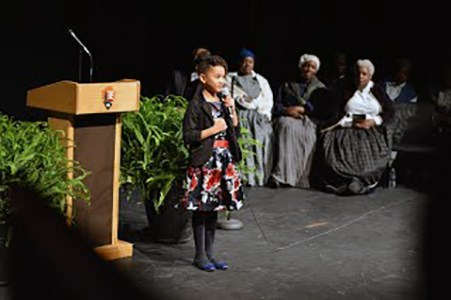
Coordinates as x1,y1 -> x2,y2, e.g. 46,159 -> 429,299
226,48 -> 274,186
269,53 -> 329,188
379,58 -> 418,146
315,59 -> 394,195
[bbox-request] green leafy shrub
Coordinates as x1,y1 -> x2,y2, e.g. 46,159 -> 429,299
120,95 -> 189,212
0,113 -> 90,244
237,124 -> 262,184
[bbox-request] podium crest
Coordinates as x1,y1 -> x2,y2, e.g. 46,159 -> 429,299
102,86 -> 115,109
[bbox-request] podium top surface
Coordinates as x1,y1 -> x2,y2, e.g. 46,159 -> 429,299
26,79 -> 140,115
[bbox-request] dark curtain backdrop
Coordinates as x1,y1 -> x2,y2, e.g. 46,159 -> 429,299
1,0 -> 449,120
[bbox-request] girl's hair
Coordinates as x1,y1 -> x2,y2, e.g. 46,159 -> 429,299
193,47 -> 211,65
197,54 -> 228,74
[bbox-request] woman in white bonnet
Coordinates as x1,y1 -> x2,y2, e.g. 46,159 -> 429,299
269,53 -> 330,188
313,58 -> 395,195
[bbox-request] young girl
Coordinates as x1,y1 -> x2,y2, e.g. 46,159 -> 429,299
181,54 -> 245,272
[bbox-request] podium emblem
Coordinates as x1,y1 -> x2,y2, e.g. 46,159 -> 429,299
102,86 -> 115,109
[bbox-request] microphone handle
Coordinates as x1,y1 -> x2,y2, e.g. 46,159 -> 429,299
220,95 -> 233,117
227,106 -> 233,118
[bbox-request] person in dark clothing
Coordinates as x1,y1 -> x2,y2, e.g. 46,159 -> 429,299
323,52 -> 353,94
378,57 -> 418,146
165,47 -> 211,100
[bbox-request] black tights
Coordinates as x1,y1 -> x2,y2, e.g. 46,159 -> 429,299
192,211 -> 218,264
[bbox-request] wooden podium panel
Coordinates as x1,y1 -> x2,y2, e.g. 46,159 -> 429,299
73,114 -> 116,246
27,80 -> 140,115
27,80 -> 140,260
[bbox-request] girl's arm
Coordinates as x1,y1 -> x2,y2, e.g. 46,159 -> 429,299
201,118 -> 228,139
183,103 -> 228,144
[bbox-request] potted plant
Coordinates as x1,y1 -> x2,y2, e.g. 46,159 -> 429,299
120,95 -> 190,243
0,113 -> 90,283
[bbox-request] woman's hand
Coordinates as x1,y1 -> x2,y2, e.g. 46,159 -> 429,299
285,106 -> 305,118
353,119 -> 376,129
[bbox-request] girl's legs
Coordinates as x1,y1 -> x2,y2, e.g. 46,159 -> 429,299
204,211 -> 218,261
205,211 -> 228,270
191,211 -> 210,267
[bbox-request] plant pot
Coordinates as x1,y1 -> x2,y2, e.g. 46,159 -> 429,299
0,224 -> 9,287
144,180 -> 191,244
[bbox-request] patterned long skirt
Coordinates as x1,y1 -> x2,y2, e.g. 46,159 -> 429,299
387,102 -> 417,146
316,126 -> 391,193
271,116 -> 317,188
180,147 -> 244,212
239,109 -> 274,186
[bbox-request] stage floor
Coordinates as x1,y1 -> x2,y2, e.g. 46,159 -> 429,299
1,185 -> 434,299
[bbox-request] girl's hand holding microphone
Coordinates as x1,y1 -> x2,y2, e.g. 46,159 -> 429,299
219,86 -> 238,126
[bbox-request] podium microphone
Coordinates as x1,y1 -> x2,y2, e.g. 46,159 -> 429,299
68,28 -> 94,82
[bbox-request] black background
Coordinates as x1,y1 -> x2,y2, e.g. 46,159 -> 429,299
1,0 -> 449,120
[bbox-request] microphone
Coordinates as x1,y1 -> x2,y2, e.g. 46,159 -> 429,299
218,87 -> 233,117
68,28 -> 94,82
218,86 -> 230,99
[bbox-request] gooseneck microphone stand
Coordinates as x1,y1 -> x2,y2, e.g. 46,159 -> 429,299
68,28 -> 94,82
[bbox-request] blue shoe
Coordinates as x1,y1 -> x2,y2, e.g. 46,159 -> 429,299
193,261 -> 216,272
211,260 -> 228,270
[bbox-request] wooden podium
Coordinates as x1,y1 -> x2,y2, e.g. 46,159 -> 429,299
26,79 -> 140,260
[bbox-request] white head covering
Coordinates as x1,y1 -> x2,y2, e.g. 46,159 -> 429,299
356,59 -> 375,76
298,54 -> 320,71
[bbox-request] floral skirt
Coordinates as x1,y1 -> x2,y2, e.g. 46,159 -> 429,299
180,147 -> 244,211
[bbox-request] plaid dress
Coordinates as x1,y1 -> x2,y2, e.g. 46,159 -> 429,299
317,125 -> 391,193
387,102 -> 417,146
180,101 -> 244,211
315,83 -> 392,194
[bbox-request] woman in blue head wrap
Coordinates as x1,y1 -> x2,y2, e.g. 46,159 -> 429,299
226,48 -> 275,186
